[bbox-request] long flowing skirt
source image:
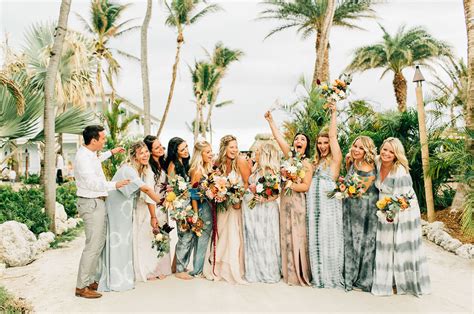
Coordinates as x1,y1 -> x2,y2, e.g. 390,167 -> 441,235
243,197 -> 281,283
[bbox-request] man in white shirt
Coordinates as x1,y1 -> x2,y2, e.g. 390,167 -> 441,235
74,125 -> 129,299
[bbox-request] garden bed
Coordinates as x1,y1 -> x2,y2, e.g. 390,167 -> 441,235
422,209 -> 474,244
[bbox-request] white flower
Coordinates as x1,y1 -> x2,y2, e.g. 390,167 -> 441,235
334,192 -> 344,200
256,183 -> 264,193
376,210 -> 385,220
173,199 -> 183,208
338,90 -> 346,98
155,233 -> 163,241
287,165 -> 297,174
178,181 -> 187,191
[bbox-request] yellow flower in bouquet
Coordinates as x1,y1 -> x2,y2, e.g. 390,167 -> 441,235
298,170 -> 306,179
348,185 -> 356,194
166,191 -> 176,202
376,199 -> 386,209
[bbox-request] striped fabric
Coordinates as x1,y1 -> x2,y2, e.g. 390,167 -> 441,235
306,165 -> 344,288
372,163 -> 431,296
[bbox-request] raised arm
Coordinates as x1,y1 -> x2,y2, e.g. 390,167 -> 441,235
327,104 -> 342,180
289,160 -> 314,192
264,111 -> 291,157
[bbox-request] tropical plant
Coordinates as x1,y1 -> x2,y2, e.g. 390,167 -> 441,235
346,24 -> 452,112
157,0 -> 221,137
259,0 -> 375,84
141,0 -> 153,134
0,72 -> 25,115
77,0 -> 139,112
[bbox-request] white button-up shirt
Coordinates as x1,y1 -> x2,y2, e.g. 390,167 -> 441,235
74,146 -> 116,198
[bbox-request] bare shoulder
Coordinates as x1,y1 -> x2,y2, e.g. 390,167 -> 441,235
359,162 -> 375,173
190,169 -> 203,183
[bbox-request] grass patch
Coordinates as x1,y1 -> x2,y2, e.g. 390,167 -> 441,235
49,222 -> 84,249
0,286 -> 33,313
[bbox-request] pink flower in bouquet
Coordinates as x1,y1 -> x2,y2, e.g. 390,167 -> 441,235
339,184 -> 347,192
206,189 -> 216,199
249,183 -> 257,194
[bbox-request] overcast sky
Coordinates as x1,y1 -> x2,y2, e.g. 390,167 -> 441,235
0,0 -> 467,150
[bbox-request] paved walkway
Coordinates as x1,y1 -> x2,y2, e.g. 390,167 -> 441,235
2,234 -> 473,313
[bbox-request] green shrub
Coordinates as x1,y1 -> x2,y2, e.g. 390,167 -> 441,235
0,185 -> 50,235
56,182 -> 77,217
21,174 -> 40,185
0,286 -> 33,313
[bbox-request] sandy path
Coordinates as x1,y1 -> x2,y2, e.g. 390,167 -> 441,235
1,234 -> 473,313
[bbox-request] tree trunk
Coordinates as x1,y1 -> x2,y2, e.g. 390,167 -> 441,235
314,0 -> 335,86
44,0 -> 72,234
464,0 -> 474,153
141,0 -> 152,135
200,96 -> 206,139
312,31 -> 321,85
97,61 -> 107,114
322,41 -> 330,83
205,101 -> 214,141
393,71 -> 407,112
157,29 -> 184,137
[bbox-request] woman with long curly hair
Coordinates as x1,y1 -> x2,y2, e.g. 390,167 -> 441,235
203,135 -> 251,284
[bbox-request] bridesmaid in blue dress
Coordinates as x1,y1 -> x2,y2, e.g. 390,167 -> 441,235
98,142 -> 163,292
306,103 -> 344,288
243,142 -> 281,283
343,136 -> 378,292
188,140 -> 213,277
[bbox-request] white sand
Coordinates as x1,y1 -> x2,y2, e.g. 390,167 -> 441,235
1,234 -> 473,313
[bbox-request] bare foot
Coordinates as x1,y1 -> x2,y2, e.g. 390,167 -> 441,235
157,274 -> 167,280
175,272 -> 193,280
147,276 -> 159,281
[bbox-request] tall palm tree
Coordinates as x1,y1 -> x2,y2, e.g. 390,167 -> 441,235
204,43 -> 243,139
43,0 -> 72,233
141,0 -> 153,135
77,0 -> 139,113
346,25 -> 452,112
259,0 -> 375,84
190,61 -> 220,141
464,0 -> 474,153
157,0 -> 221,137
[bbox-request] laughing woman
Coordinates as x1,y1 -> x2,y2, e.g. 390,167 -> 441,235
203,135 -> 251,284
372,138 -> 431,296
265,111 -> 312,286
165,137 -> 192,280
343,136 -> 378,292
306,103 -> 344,288
188,141 -> 213,277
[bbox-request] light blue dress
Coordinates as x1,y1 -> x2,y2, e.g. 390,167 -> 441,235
306,164 -> 344,288
98,164 -> 145,292
242,172 -> 281,283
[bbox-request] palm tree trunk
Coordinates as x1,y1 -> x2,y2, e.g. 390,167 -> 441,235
313,31 -> 321,86
314,0 -> 335,86
205,101 -> 214,141
97,61 -> 107,114
464,0 -> 474,153
322,41 -> 330,82
200,97 -> 206,139
393,71 -> 407,112
44,0 -> 72,234
157,30 -> 184,137
141,0 -> 152,135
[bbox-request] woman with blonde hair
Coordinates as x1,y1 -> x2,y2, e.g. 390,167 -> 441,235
98,142 -> 164,292
243,142 -> 281,283
203,135 -> 251,284
343,135 -> 378,292
188,140 -> 213,277
372,137 -> 431,296
264,111 -> 312,286
306,103 -> 344,288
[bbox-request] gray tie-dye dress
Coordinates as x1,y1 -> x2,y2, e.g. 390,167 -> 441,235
98,164 -> 145,292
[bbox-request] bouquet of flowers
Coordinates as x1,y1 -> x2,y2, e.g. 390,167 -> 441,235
198,170 -> 229,205
247,174 -> 280,209
226,172 -> 246,209
280,151 -> 306,196
376,193 -> 414,223
159,175 -> 190,213
169,204 -> 206,236
327,173 -> 367,199
316,74 -> 352,109
151,223 -> 174,258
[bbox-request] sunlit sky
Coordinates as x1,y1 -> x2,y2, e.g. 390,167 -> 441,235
0,0 -> 467,150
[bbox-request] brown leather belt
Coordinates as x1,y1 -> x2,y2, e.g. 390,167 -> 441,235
78,196 -> 106,201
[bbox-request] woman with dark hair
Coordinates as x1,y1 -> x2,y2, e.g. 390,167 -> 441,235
165,137 -> 193,280
132,135 -> 171,280
264,111 -> 312,286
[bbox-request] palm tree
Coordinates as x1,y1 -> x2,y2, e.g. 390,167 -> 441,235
204,43 -> 243,140
259,0 -> 375,84
77,0 -> 139,113
0,72 -> 25,115
141,0 -> 153,135
346,25 -> 452,112
190,61 -> 220,141
43,0 -> 72,233
157,0 -> 221,137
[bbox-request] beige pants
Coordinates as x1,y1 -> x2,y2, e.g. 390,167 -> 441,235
76,197 -> 107,289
